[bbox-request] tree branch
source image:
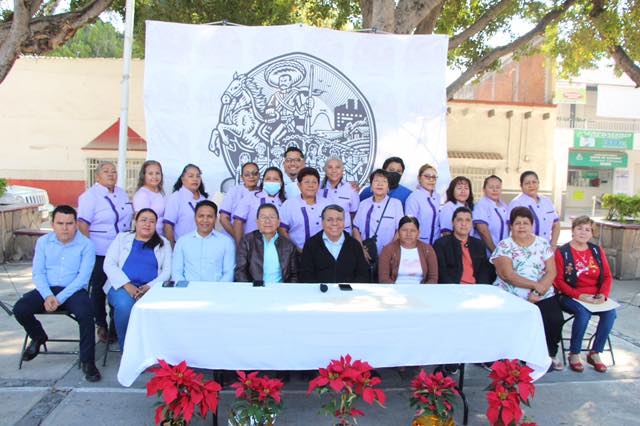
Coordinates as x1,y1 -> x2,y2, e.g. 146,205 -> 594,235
446,0 -> 579,99
0,0 -> 112,83
0,0 -> 33,84
414,0 -> 445,35
609,45 -> 640,87
395,0 -> 442,34
448,0 -> 514,50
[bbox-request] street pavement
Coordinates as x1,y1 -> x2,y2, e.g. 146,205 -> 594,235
1,260 -> 639,426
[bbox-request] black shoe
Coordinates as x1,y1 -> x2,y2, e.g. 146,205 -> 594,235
81,361 -> 102,382
22,337 -> 47,362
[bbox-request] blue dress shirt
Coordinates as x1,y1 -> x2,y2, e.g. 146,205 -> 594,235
322,232 -> 345,260
32,231 -> 96,303
262,234 -> 282,283
172,230 -> 236,282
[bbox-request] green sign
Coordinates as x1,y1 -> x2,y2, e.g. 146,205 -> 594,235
574,130 -> 634,150
569,150 -> 628,168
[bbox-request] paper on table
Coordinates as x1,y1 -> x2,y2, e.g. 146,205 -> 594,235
575,297 -> 620,313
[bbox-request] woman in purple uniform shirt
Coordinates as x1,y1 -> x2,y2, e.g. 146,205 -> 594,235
353,169 -> 404,259
279,167 -> 330,250
219,162 -> 260,237
318,157 -> 360,234
77,161 -> 133,342
405,163 -> 441,245
439,176 -> 475,238
473,175 -> 509,253
233,166 -> 286,245
508,170 -> 560,249
163,164 -> 209,246
132,160 -> 166,235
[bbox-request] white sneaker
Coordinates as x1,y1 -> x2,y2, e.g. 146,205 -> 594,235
550,356 -> 564,371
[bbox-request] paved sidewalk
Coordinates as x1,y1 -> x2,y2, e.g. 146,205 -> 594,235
2,261 -> 639,425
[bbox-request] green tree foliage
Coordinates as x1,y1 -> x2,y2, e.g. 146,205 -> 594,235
110,0 -> 361,57
46,20 -> 124,58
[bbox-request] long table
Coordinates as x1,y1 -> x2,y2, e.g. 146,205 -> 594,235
118,283 -> 551,387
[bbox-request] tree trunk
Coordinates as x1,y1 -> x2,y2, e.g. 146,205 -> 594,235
0,0 -> 113,84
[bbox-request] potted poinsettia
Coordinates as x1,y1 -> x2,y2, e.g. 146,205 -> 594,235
485,359 -> 536,426
308,354 -> 386,425
146,359 -> 222,425
410,370 -> 458,426
229,371 -> 284,426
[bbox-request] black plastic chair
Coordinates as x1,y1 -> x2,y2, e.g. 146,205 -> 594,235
559,313 -> 616,366
18,309 -> 81,369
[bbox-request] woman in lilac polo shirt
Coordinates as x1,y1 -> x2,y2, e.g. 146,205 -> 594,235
318,156 -> 359,234
279,167 -> 330,250
132,160 -> 166,235
473,175 -> 509,253
219,162 -> 260,237
405,163 -> 441,245
77,161 -> 133,342
233,166 -> 286,245
163,164 -> 209,246
508,170 -> 560,249
438,176 -> 476,238
353,169 -> 404,259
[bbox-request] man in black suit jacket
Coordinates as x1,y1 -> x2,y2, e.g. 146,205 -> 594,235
433,207 -> 491,284
300,204 -> 369,283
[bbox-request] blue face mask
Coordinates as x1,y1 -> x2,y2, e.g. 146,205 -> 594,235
263,182 -> 282,196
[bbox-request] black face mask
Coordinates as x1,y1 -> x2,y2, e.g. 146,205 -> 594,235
387,172 -> 401,189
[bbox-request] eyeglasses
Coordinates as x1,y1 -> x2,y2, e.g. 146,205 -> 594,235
421,174 -> 438,180
284,158 -> 303,163
242,171 -> 259,177
258,215 -> 279,222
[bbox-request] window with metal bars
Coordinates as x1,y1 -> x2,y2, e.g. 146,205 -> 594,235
450,166 -> 496,196
86,158 -> 144,196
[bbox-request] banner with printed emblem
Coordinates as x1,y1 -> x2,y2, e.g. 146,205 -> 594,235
144,22 -> 450,195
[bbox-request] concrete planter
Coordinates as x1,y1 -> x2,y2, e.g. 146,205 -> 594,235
593,219 -> 640,280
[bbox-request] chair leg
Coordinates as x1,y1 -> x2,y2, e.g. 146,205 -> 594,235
102,333 -> 110,367
18,333 -> 28,369
608,336 -> 616,365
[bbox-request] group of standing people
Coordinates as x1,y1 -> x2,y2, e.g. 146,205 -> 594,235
11,149 -> 617,382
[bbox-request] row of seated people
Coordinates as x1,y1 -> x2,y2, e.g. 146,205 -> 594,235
12,199 -> 615,382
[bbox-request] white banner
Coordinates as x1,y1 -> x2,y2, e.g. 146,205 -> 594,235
145,22 -> 450,195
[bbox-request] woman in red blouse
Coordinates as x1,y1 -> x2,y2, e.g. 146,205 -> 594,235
554,216 -> 616,373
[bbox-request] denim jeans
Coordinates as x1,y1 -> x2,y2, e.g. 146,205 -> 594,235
560,296 -> 617,354
107,286 -> 137,349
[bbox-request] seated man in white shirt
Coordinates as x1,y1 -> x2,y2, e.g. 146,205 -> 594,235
172,200 -> 236,282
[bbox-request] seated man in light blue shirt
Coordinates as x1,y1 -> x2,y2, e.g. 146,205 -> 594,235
235,204 -> 298,283
12,205 -> 101,382
172,200 -> 236,282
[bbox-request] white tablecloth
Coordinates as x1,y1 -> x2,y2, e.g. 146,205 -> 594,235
118,283 -> 551,386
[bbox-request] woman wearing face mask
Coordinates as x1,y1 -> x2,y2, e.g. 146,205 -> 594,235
219,162 -> 260,236
358,156 -> 412,208
318,156 -> 360,234
233,167 -> 286,245
163,164 -> 209,246
439,176 -> 475,238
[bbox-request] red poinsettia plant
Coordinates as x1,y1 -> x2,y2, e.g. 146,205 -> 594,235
146,359 -> 222,425
229,371 -> 285,426
307,354 -> 386,426
485,359 -> 537,426
409,370 -> 459,422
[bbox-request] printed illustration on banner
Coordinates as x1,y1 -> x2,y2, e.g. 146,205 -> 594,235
208,52 -> 377,186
